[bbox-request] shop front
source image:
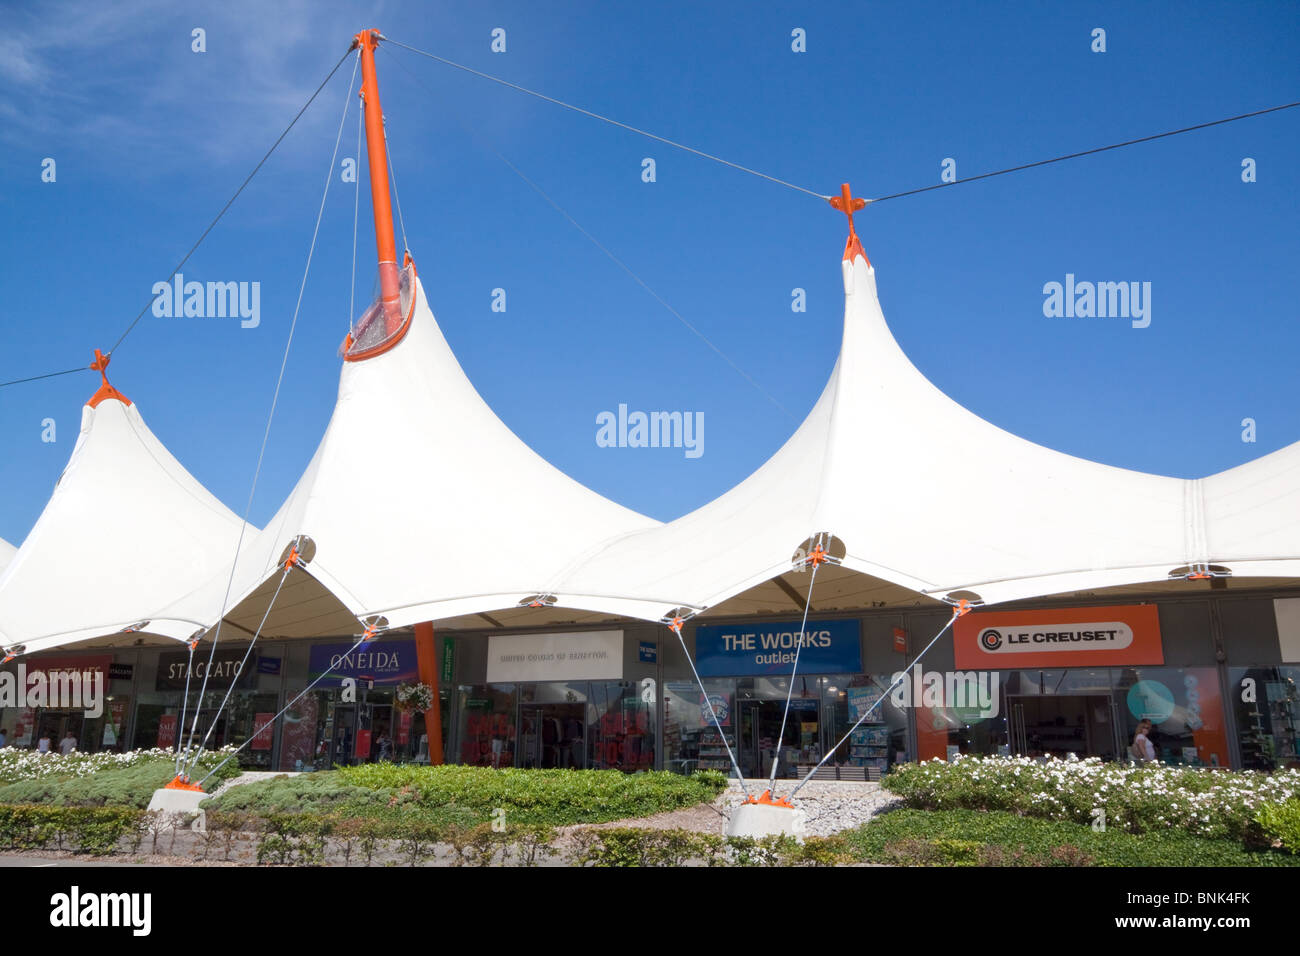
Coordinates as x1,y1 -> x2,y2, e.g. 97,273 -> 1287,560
452,629 -> 657,772
277,638 -> 440,770
134,646 -> 280,767
911,602 -> 1232,767
663,617 -> 909,779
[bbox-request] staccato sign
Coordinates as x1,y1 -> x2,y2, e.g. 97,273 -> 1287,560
955,604 -> 1163,669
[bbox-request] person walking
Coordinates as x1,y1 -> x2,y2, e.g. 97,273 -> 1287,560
59,730 -> 78,755
1130,719 -> 1157,763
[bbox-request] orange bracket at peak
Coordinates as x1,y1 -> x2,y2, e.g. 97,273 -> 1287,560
87,348 -> 132,408
828,182 -> 870,265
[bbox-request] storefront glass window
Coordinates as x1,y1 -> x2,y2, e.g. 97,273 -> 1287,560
1115,666 -> 1228,767
663,678 -> 735,775
587,681 -> 654,771
456,684 -> 516,768
1229,666 -> 1300,771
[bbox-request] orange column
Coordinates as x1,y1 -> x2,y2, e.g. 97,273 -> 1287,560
414,621 -> 444,764
353,28 -> 403,333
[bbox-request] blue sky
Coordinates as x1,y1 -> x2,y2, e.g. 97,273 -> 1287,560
1,1 -> 1297,546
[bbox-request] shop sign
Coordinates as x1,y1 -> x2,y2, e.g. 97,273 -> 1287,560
639,642 -> 657,664
108,662 -> 134,682
486,631 -> 623,683
954,604 -> 1163,669
256,657 -> 281,676
307,640 -> 416,687
694,619 -> 862,677
893,627 -> 907,654
441,636 -> 455,684
26,655 -> 112,680
157,648 -> 256,690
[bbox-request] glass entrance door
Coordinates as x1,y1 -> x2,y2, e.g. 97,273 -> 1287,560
738,700 -> 809,779
1007,694 -> 1124,760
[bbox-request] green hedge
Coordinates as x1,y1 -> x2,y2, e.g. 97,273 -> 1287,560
0,805 -> 145,855
206,765 -> 729,827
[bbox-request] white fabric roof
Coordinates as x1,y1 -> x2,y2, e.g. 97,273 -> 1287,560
549,236 -> 1300,621
146,271 -> 662,640
0,538 -> 15,578
0,388 -> 248,654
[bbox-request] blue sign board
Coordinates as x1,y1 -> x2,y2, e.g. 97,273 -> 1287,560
256,656 -> 281,675
694,619 -> 862,677
638,642 -> 657,664
307,640 -> 417,687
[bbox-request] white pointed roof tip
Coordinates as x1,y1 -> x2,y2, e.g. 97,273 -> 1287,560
152,273 -> 665,636
553,247 -> 1300,616
0,390 -> 249,653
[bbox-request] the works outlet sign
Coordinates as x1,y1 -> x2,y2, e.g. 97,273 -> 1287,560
694,619 -> 862,677
955,604 -> 1163,669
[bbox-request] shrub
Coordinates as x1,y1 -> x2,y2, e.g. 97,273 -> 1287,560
884,754 -> 1300,844
841,807 -> 1299,867
0,805 -> 144,855
1257,800 -> 1300,854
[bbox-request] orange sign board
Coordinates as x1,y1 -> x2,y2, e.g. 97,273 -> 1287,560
955,604 -> 1163,669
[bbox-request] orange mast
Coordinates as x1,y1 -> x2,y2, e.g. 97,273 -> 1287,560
352,28 -> 403,334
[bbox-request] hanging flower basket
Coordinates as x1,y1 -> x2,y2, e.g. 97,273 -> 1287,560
395,682 -> 434,714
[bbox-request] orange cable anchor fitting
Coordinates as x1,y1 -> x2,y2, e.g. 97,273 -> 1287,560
164,775 -> 205,793
667,615 -> 686,635
743,788 -> 795,809
952,599 -> 974,617
284,546 -> 301,572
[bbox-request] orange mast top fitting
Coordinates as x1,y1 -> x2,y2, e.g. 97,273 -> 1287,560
88,348 -> 131,408
828,182 -> 870,266
352,28 -> 403,335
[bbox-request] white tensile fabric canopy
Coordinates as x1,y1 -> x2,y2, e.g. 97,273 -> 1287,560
547,235 -> 1300,621
0,538 -> 15,578
0,384 -> 249,655
145,269 -> 662,641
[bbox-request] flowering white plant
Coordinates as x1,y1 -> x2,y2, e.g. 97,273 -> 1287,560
0,745 -> 240,786
395,682 -> 434,713
886,753 -> 1300,842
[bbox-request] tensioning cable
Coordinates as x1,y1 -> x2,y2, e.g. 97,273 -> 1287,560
380,35 -> 830,201
179,48 -> 363,768
0,46 -> 353,393
865,101 -> 1300,205
377,45 -> 797,421
787,601 -> 973,799
194,625 -> 384,788
767,538 -> 825,797
666,614 -> 750,797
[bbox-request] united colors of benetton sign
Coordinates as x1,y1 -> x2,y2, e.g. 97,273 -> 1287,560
954,605 -> 1163,669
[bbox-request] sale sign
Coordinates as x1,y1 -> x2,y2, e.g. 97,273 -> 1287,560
251,713 -> 274,751
156,714 -> 178,749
